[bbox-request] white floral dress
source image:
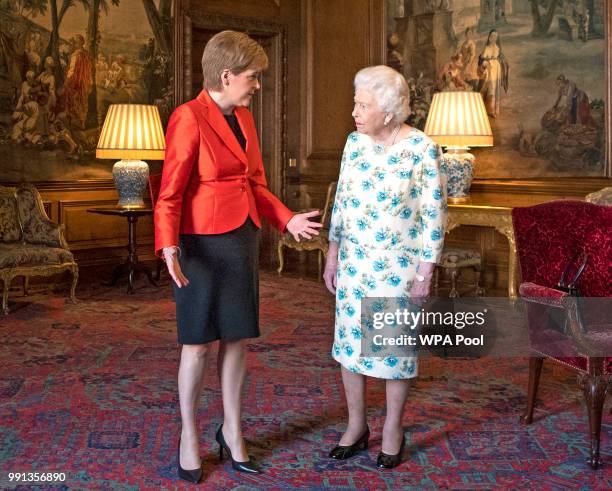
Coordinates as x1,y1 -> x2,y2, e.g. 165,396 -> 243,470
329,129 -> 448,379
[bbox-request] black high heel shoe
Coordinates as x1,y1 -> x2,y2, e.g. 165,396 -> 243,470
376,434 -> 406,469
328,426 -> 370,460
215,424 -> 260,474
177,438 -> 203,483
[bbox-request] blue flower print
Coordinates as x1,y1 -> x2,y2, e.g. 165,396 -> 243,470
423,205 -> 438,220
431,227 -> 442,241
344,304 -> 356,317
422,248 -> 433,260
375,170 -> 386,181
387,154 -> 401,165
349,132 -> 359,142
346,264 -> 357,277
377,191 -> 389,202
361,358 -> 374,370
408,227 -> 419,239
355,246 -> 366,260
356,218 -> 368,231
362,179 -> 373,191
351,326 -> 362,340
409,135 -> 423,145
372,299 -> 388,313
386,274 -> 401,287
424,166 -> 437,179
338,287 -> 347,300
344,345 -> 354,357
397,255 -> 409,268
366,207 -> 380,221
373,259 -> 387,272
339,248 -> 348,261
347,234 -> 359,245
338,325 -> 347,339
397,169 -> 412,179
333,343 -> 341,356
390,232 -> 401,247
411,153 -> 423,166
400,208 -> 412,220
350,197 -> 361,208
358,161 -> 371,171
390,195 -> 402,208
428,145 -> 439,159
433,187 -> 443,200
362,274 -> 377,290
353,286 -> 366,300
375,229 -> 389,242
409,186 -> 422,199
384,356 -> 399,367
350,150 -> 361,160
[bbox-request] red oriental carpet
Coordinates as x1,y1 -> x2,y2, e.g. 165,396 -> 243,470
0,271 -> 610,490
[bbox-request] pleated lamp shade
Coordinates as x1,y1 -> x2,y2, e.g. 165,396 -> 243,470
96,104 -> 166,160
424,91 -> 493,149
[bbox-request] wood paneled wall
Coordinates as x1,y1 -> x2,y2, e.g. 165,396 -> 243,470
5,0 -> 610,292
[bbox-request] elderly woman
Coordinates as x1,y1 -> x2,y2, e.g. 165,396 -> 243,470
155,30 -> 321,483
323,65 -> 447,469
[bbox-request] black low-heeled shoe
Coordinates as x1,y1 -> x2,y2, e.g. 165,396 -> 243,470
376,435 -> 406,469
328,426 -> 370,460
177,438 -> 203,483
215,424 -> 260,474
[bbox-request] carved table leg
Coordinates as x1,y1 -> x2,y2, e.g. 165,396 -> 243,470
70,264 -> 79,304
277,242 -> 284,275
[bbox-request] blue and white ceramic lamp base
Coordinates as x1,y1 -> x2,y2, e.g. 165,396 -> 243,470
441,149 -> 475,203
112,159 -> 149,208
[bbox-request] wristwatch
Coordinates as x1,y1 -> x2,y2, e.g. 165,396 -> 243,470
415,273 -> 425,282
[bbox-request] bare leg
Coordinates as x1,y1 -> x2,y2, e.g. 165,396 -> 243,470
382,379 -> 411,454
178,344 -> 209,469
338,366 -> 368,445
218,339 -> 249,462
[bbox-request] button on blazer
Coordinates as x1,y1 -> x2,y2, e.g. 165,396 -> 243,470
154,89 -> 294,255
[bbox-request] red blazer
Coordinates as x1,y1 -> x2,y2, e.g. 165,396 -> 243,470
154,89 -> 293,256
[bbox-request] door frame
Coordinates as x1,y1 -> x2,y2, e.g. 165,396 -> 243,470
173,1 -> 287,264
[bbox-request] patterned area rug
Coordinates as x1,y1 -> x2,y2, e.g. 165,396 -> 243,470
0,272 -> 610,490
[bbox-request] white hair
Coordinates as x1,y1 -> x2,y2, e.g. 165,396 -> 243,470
354,65 -> 410,124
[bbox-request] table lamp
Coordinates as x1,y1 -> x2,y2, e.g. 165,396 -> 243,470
424,91 -> 493,203
97,104 -> 166,208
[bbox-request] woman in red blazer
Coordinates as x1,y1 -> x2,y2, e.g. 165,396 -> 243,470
155,31 -> 321,483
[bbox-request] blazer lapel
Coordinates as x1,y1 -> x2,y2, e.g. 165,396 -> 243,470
197,90 -> 248,166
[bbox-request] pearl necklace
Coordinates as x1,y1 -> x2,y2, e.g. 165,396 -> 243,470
373,124 -> 401,152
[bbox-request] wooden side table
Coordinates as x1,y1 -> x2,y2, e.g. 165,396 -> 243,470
447,201 -> 517,298
87,207 -> 157,294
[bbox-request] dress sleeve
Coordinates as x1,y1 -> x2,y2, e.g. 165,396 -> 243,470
416,140 -> 448,263
328,136 -> 352,243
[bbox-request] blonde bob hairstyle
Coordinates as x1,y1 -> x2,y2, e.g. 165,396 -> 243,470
201,30 -> 269,90
354,65 -> 410,125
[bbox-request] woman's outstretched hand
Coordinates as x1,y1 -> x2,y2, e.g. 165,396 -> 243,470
164,247 -> 189,288
286,210 -> 323,242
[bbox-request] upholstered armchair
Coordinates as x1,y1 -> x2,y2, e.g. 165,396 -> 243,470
277,180 -> 337,279
0,184 -> 78,314
512,200 -> 611,469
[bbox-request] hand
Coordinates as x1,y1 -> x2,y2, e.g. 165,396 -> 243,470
323,241 -> 339,295
164,248 -> 189,288
409,262 -> 435,300
286,210 -> 323,242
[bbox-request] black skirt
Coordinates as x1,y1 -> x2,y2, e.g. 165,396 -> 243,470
173,218 -> 260,344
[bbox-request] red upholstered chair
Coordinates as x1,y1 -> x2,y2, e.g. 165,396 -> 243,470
512,200 -> 612,469
148,175 -> 164,280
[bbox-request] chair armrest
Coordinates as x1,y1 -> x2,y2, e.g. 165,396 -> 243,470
519,282 -> 568,307
520,282 -> 604,357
